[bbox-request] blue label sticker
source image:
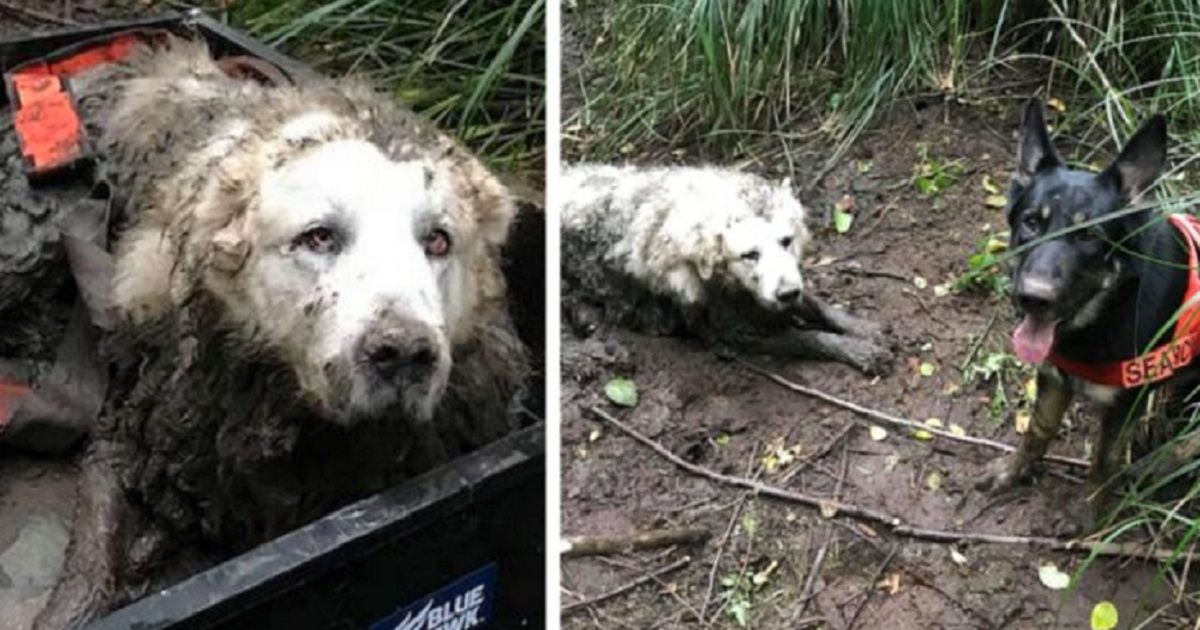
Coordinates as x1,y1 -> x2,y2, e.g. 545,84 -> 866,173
369,563 -> 498,630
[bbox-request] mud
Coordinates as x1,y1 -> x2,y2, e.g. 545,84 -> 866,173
561,101 -> 1190,628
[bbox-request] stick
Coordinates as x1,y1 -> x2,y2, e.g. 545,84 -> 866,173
789,532 -> 830,623
561,556 -> 692,616
589,406 -> 1200,564
845,545 -> 898,630
562,528 -> 712,558
736,359 -> 1090,470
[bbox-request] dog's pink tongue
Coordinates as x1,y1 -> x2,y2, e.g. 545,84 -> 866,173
1013,316 -> 1056,364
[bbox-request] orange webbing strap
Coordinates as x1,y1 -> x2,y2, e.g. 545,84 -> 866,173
5,32 -> 145,175
0,378 -> 31,429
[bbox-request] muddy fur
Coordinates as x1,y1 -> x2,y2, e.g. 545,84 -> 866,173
34,37 -> 528,628
561,163 -> 891,374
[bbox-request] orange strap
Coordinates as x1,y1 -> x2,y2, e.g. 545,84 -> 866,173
1050,214 -> 1200,388
0,379 -> 31,428
5,33 -> 143,174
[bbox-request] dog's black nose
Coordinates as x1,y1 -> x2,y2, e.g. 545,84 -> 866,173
776,288 -> 801,304
360,330 -> 437,380
1015,277 -> 1058,316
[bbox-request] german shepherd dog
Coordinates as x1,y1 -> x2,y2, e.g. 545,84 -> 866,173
977,99 -> 1200,519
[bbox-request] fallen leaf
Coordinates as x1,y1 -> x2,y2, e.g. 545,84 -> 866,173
913,276 -> 928,289
984,194 -> 1008,208
834,206 -> 855,234
588,428 -> 602,442
950,549 -> 968,566
813,255 -> 836,267
933,283 -> 951,297
1047,97 -> 1067,112
1038,563 -> 1071,590
752,560 -> 779,586
925,418 -> 944,429
985,236 -> 1008,253
883,453 -> 901,472
819,500 -> 839,518
926,470 -> 943,491
1091,601 -> 1118,630
949,423 -> 966,437
982,175 -> 1002,195
604,377 -> 639,407
877,572 -> 902,595
869,425 -> 889,441
715,433 -> 731,446
919,362 -> 937,377
1015,410 -> 1031,434
1024,377 -> 1037,402
912,429 -> 934,441
857,160 -> 873,174
856,523 -> 879,538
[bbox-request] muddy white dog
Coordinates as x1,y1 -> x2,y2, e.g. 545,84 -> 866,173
36,37 -> 529,628
561,163 -> 890,373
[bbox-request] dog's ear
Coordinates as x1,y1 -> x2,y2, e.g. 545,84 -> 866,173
1100,114 -> 1167,200
1015,99 -> 1061,185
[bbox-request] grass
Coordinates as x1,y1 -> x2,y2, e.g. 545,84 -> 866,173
211,0 -> 545,184
566,0 -> 1200,178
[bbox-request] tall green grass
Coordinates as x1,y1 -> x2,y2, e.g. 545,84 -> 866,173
567,0 -> 1200,174
225,0 -> 545,183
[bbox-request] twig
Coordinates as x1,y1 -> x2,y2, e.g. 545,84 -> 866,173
960,311 -> 999,373
789,531 -> 831,623
561,556 -> 692,616
736,359 -> 1090,470
701,492 -> 751,618
835,264 -> 908,283
589,406 -> 1200,563
845,545 -> 898,630
0,0 -> 77,24
781,422 -> 855,485
562,528 -> 712,558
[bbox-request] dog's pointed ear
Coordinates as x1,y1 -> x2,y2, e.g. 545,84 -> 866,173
1015,99 -> 1061,185
1100,114 -> 1167,200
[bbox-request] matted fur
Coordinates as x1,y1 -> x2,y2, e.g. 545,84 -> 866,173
561,163 -> 810,341
36,37 -> 529,627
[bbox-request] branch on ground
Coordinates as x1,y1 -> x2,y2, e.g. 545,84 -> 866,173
590,405 -> 1200,564
562,527 -> 712,558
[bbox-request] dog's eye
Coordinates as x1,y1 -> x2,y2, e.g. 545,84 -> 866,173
1021,213 -> 1041,233
740,250 -> 761,262
423,228 -> 452,258
780,236 -> 794,248
293,226 -> 340,254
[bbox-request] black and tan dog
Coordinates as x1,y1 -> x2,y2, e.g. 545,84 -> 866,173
978,99 -> 1200,517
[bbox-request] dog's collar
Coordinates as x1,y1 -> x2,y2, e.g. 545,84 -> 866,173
1049,214 -> 1200,388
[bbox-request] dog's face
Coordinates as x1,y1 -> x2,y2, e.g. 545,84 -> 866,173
1006,101 -> 1167,364
715,205 -> 805,310
230,139 -> 472,424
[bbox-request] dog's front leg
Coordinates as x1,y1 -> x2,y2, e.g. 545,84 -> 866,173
793,293 -> 885,340
1088,392 -> 1143,520
33,443 -> 127,630
978,368 -> 1073,491
739,328 -> 893,375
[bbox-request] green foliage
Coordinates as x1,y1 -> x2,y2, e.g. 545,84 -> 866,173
951,234 -> 1012,297
228,0 -> 544,180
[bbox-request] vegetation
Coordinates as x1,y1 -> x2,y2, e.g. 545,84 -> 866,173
205,0 -> 544,183
566,0 -> 1200,174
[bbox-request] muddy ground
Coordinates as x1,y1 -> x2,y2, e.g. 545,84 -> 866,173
560,98 -> 1195,629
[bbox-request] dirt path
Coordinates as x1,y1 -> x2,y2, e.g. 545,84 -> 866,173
561,102 -> 1187,629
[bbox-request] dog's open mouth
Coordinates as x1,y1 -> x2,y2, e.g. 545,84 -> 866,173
1013,316 -> 1059,364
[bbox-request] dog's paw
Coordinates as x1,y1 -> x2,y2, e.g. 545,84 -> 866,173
976,455 -> 1027,492
851,340 -> 894,376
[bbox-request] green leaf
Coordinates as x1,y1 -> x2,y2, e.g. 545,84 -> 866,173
728,600 -> 750,627
715,433 -> 731,446
984,194 -> 1008,208
919,362 -> 937,377
604,377 -> 638,407
1091,601 -> 1118,630
834,207 -> 854,234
